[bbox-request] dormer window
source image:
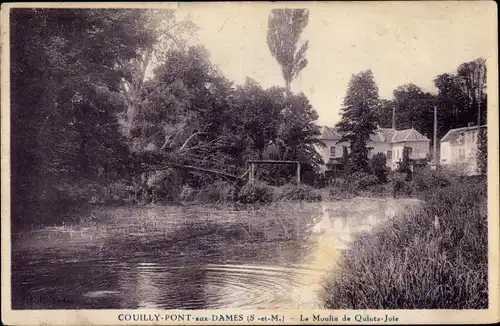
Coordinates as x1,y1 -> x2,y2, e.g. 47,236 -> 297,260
330,146 -> 336,157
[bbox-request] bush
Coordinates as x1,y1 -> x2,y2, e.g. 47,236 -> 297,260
196,181 -> 236,203
237,181 -> 274,204
323,178 -> 488,309
273,183 -> 323,202
350,171 -> 379,190
179,184 -> 195,202
370,153 -> 388,183
410,167 -> 453,194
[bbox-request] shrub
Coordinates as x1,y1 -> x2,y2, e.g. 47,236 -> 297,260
273,183 -> 323,202
350,171 -> 379,190
237,181 -> 274,204
179,184 -> 195,202
102,180 -> 134,204
323,178 -> 488,309
370,153 -> 388,183
197,181 -> 236,203
388,171 -> 408,183
410,167 -> 453,194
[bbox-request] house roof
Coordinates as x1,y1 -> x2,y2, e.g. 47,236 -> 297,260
319,126 -> 342,140
369,129 -> 386,142
378,128 -> 397,142
441,125 -> 487,143
391,128 -> 430,143
320,125 -> 429,143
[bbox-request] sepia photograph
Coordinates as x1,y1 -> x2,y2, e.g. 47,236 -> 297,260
1,1 -> 499,325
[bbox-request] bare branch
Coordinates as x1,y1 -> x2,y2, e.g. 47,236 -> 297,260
179,132 -> 209,152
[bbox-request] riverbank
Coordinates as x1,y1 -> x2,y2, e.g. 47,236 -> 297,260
322,176 -> 488,309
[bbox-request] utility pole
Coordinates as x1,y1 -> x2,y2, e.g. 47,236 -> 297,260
392,104 -> 396,129
433,105 -> 438,166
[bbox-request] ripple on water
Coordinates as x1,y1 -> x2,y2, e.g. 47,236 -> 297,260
201,264 -> 321,309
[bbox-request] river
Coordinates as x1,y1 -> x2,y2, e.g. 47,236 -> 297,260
11,197 -> 420,309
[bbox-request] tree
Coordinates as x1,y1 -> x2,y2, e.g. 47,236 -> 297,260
10,9 -> 155,205
456,58 -> 487,126
434,73 -> 469,134
373,99 -> 394,128
434,58 -> 487,135
336,70 -> 379,174
266,9 -> 309,95
392,84 -> 436,139
117,10 -> 198,137
229,78 -> 282,160
133,46 -> 234,159
342,146 -> 350,176
477,128 -> 487,175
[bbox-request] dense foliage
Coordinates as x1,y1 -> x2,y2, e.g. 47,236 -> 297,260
336,70 -> 379,174
477,128 -> 487,175
11,9 -> 322,215
375,58 -> 487,141
11,9 -> 155,206
10,9 -> 488,212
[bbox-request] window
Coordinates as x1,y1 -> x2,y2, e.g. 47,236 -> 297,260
330,146 -> 336,157
387,150 -> 392,160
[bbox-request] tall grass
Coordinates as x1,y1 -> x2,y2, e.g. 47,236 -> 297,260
323,178 -> 488,309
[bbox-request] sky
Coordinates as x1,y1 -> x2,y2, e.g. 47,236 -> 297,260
177,2 -> 495,126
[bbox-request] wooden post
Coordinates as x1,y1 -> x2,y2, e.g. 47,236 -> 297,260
296,162 -> 301,184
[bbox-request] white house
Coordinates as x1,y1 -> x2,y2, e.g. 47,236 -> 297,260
317,126 -> 430,174
440,125 -> 486,175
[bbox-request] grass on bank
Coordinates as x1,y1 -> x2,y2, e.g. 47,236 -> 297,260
322,176 -> 488,309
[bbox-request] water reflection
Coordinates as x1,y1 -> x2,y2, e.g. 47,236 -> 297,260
11,198 -> 420,309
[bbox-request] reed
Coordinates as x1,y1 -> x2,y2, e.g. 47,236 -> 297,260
322,178 -> 488,309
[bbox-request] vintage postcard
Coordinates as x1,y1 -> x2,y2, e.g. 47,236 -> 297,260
1,1 -> 499,325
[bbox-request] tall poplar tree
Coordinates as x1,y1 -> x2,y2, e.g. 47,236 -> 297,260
266,8 -> 309,96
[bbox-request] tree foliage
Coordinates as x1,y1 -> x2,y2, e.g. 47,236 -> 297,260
11,9 -> 157,203
118,9 -> 198,136
336,70 -> 379,174
374,58 -> 487,144
266,9 -> 309,94
125,44 -> 323,188
477,128 -> 487,175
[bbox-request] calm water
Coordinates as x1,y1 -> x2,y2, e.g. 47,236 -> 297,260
11,198 -> 420,309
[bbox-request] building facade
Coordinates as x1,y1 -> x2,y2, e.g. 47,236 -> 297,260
440,125 -> 486,175
317,126 -> 430,174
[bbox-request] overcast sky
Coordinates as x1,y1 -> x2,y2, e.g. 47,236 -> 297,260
180,2 -> 495,126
